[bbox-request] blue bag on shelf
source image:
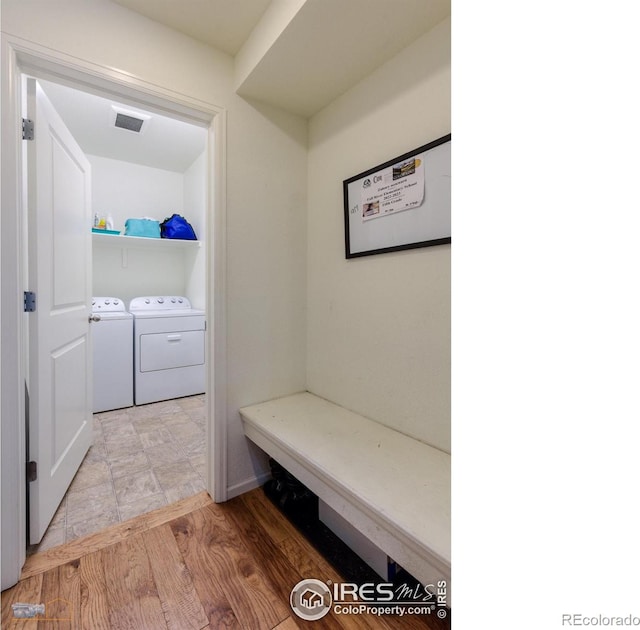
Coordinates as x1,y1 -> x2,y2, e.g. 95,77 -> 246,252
160,214 -> 197,240
124,218 -> 161,238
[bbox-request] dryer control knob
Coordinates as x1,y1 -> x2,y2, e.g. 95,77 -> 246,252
145,299 -> 150,304
157,297 -> 165,304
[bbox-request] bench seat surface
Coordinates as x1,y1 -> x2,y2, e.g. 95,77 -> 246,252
239,392 -> 450,569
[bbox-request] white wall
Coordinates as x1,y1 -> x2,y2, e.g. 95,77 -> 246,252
93,244 -> 187,306
224,98 -> 307,494
90,154 -> 184,306
88,154 -> 184,232
183,151 -> 206,310
1,0 -> 308,496
307,18 -> 451,452
90,154 -> 205,307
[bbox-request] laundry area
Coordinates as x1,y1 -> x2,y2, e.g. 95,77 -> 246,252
28,79 -> 209,552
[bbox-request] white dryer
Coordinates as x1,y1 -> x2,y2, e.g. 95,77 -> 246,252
92,297 -> 134,413
129,296 -> 205,405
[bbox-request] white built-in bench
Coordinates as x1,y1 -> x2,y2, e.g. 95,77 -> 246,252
239,392 -> 450,592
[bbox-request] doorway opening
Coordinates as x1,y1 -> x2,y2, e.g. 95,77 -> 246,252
25,75 -> 211,552
2,39 -> 228,588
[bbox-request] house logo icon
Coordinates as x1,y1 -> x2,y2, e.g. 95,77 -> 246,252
290,579 -> 332,621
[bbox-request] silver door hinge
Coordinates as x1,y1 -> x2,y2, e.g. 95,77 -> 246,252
22,118 -> 34,141
24,291 -> 36,312
27,461 -> 38,482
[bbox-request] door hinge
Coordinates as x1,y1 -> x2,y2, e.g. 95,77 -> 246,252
22,118 -> 34,140
24,291 -> 36,312
27,461 -> 38,482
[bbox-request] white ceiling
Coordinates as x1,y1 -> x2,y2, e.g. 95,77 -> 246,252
37,0 -> 449,170
113,0 -> 451,118
235,0 -> 451,117
39,80 -> 207,173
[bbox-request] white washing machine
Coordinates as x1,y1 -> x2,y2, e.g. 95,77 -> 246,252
92,297 -> 134,413
129,296 -> 205,405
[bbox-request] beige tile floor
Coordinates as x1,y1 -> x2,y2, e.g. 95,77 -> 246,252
29,394 -> 207,554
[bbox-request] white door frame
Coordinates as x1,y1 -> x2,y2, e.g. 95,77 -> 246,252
0,34 -> 228,589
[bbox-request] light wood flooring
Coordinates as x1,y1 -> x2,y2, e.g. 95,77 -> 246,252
2,488 -> 450,629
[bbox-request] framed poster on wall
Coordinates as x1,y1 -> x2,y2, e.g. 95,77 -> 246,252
343,134 -> 451,259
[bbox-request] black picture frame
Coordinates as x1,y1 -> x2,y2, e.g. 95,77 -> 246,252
343,134 -> 451,259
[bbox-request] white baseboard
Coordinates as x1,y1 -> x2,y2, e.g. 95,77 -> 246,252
226,470 -> 272,500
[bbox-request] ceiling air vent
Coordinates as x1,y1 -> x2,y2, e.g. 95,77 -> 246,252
110,105 -> 151,135
115,112 -> 145,133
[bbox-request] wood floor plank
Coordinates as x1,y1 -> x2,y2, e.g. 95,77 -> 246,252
21,490 -> 213,579
238,491 -> 380,630
39,559 -> 81,629
239,489 -> 348,582
239,485 -> 300,544
2,487 -> 449,630
0,573 -> 43,629
80,549 -> 111,630
170,511 -> 241,629
221,496 -> 308,602
143,523 -> 209,630
277,531 -> 342,584
191,503 -> 290,629
221,496 -> 350,630
102,533 -> 168,629
272,617 -> 300,629
235,491 -> 437,630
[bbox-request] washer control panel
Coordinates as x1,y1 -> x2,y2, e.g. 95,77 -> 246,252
92,297 -> 127,312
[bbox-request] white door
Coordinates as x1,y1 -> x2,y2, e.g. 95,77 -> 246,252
26,78 -> 93,544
